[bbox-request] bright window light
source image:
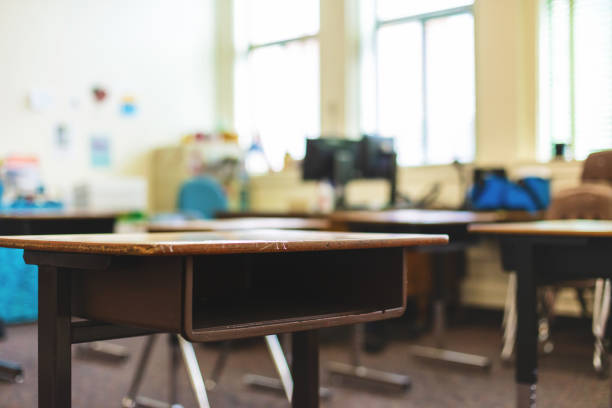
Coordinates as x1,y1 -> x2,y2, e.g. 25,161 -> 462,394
371,1 -> 475,166
377,23 -> 424,165
425,14 -> 475,164
234,0 -> 320,172
246,0 -> 319,45
376,0 -> 473,21
538,0 -> 612,160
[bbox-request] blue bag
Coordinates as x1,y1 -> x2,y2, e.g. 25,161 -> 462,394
470,175 -> 550,211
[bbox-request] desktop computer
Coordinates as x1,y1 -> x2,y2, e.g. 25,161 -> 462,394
302,135 -> 397,209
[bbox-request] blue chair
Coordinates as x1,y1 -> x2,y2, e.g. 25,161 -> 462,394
177,176 -> 228,219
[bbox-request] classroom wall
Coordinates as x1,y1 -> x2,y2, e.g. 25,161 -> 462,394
0,0 -> 215,200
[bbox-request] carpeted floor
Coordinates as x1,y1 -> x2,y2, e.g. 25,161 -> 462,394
0,314 -> 609,407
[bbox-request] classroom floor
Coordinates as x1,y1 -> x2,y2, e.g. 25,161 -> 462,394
0,313 -> 608,408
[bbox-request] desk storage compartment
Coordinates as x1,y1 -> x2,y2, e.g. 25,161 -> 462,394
184,248 -> 406,341
70,256 -> 185,332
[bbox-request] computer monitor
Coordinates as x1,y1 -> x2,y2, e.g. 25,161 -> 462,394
302,138 -> 359,187
302,135 -> 398,208
356,135 -> 397,205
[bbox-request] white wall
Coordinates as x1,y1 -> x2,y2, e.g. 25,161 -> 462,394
0,0 -> 215,199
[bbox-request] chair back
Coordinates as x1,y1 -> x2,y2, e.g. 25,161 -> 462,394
547,184 -> 612,220
177,176 -> 228,219
582,150 -> 612,185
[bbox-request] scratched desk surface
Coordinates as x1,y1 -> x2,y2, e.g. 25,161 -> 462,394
469,219 -> 612,237
330,209 -> 501,226
0,229 -> 449,256
147,217 -> 329,232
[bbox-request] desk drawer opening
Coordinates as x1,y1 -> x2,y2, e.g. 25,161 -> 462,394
186,248 -> 405,340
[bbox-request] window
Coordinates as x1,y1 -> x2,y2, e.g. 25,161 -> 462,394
538,0 -> 612,161
362,0 -> 475,166
234,0 -> 320,171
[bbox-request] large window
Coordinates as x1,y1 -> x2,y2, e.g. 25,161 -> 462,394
362,0 -> 475,166
234,0 -> 320,171
538,0 -> 612,161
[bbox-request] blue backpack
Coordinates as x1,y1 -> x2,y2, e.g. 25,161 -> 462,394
469,175 -> 550,212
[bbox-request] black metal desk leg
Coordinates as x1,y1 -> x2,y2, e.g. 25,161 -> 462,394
292,330 -> 319,408
515,245 -> 537,408
38,266 -> 72,408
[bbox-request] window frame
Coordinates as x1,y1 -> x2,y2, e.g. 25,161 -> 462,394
373,4 -> 475,165
537,0 -> 612,161
233,2 -> 321,170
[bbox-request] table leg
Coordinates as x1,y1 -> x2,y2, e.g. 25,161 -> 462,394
515,245 -> 537,408
245,335 -> 331,399
177,335 -> 210,408
292,330 -> 319,408
411,252 -> 491,369
38,266 -> 72,408
121,336 -> 158,408
327,324 -> 411,390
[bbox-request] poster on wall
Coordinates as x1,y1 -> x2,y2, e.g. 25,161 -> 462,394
90,134 -> 111,167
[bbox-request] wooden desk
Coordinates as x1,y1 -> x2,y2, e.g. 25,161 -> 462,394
0,210 -> 118,235
0,210 -> 118,383
330,209 -> 499,227
148,217 -> 330,232
329,209 -> 501,370
146,216 -> 331,400
0,230 -> 447,408
215,211 -> 323,219
470,220 -> 612,408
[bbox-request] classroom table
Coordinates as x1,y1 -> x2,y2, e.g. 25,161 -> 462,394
0,229 -> 448,408
215,211 -> 323,219
146,216 -> 332,402
0,210 -> 117,235
328,209 -> 501,378
148,217 -> 330,232
0,210 -> 119,383
469,220 -> 612,408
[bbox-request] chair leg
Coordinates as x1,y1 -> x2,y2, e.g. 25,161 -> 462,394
122,335 -> 158,408
177,336 -> 211,408
501,273 -> 517,362
122,335 -> 210,408
593,279 -> 610,376
206,341 -> 231,390
538,287 -> 556,355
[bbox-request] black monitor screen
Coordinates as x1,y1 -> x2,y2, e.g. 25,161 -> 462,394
302,138 -> 359,185
357,135 -> 396,178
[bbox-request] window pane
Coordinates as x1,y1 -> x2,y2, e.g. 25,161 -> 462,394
573,0 -> 612,159
538,0 -> 611,160
549,0 -> 572,147
246,0 -> 319,45
376,23 -> 424,166
538,0 -> 572,160
377,0 -> 472,21
425,13 -> 475,164
238,39 -> 320,171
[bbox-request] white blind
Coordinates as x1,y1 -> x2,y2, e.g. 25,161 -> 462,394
538,0 -> 612,160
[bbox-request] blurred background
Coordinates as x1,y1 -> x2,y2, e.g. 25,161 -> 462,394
0,0 -> 610,405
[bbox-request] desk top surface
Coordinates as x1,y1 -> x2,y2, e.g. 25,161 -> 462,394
469,220 -> 612,237
0,229 -> 448,256
330,209 -> 501,226
0,209 -> 120,220
147,217 -> 329,232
